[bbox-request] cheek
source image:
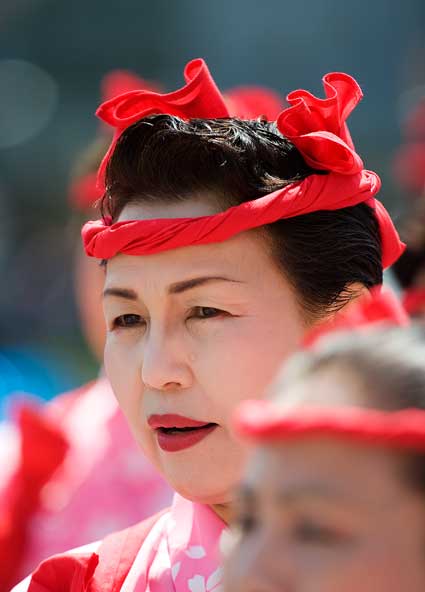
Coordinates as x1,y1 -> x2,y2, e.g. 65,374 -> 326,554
197,315 -> 303,426
104,336 -> 141,419
104,336 -> 159,460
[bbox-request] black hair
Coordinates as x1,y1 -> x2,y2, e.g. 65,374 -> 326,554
101,114 -> 383,321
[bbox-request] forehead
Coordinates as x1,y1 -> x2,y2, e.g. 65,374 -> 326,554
106,201 -> 279,289
272,366 -> 368,412
118,196 -> 222,222
243,438 -> 405,506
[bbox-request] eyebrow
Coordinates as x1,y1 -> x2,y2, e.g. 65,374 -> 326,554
103,276 -> 243,300
168,276 -> 243,294
276,485 -> 346,504
103,287 -> 138,300
239,483 -> 350,506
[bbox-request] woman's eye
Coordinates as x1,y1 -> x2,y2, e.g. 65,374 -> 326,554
293,521 -> 344,545
112,314 -> 145,329
234,513 -> 257,534
189,306 -> 226,319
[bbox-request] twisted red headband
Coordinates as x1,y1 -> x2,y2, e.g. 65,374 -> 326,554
81,59 -> 404,268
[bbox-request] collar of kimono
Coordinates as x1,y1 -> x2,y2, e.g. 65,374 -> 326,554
234,402 -> 425,451
81,59 -> 405,269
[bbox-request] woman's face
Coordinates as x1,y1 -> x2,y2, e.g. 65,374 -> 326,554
226,371 -> 425,592
103,199 -> 306,504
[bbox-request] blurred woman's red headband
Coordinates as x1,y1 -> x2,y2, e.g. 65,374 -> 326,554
81,58 -> 404,268
235,404 -> 425,451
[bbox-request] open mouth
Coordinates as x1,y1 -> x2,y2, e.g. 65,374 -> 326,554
157,423 -> 217,436
148,415 -> 219,452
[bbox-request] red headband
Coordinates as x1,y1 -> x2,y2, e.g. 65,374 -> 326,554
81,60 -> 405,268
234,402 -> 425,451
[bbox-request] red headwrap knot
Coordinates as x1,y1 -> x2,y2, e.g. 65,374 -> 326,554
277,73 -> 364,175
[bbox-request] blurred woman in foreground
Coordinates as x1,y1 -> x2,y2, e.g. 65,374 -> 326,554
228,293 -> 425,592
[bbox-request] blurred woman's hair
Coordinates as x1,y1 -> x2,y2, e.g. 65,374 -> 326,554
279,326 -> 425,494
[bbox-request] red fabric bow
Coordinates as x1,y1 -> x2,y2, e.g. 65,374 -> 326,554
96,58 -> 230,186
277,72 -> 363,175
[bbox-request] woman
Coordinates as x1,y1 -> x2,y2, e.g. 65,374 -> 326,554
229,293 -> 425,591
15,59 -> 403,591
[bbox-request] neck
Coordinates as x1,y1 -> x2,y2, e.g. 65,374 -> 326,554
210,502 -> 233,525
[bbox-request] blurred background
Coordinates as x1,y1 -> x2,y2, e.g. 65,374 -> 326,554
1,0 -> 424,416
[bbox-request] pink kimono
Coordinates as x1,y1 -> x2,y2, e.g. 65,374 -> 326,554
13,493 -> 227,591
1,378 -> 172,590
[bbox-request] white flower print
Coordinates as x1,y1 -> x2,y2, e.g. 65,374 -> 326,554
172,561 -> 181,581
187,567 -> 223,592
206,567 -> 223,590
185,545 -> 207,559
188,574 -> 205,592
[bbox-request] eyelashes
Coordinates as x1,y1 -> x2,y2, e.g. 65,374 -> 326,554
110,307 -> 229,331
111,313 -> 145,329
188,306 -> 228,320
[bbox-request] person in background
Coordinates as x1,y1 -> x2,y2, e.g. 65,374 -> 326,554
392,92 -> 425,319
227,291 -> 425,592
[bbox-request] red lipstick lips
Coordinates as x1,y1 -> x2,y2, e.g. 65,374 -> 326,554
148,414 -> 218,452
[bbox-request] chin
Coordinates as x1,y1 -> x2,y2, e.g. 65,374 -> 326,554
140,432 -> 247,505
165,470 -> 237,506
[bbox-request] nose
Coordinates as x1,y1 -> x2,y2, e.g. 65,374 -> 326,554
141,326 -> 193,392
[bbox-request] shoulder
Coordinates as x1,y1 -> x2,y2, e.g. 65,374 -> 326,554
10,542 -> 100,592
11,575 -> 30,592
13,511 -> 169,592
